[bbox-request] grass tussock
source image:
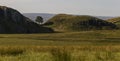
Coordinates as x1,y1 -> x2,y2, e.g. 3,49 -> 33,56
0,46 -> 119,61
50,47 -> 71,61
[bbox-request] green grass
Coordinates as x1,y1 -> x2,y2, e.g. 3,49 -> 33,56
0,30 -> 120,61
0,30 -> 120,46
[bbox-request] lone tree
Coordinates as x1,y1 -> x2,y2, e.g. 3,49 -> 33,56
35,16 -> 43,24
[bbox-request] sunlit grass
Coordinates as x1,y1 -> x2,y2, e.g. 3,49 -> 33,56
0,30 -> 120,61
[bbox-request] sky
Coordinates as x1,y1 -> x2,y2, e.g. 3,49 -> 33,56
0,0 -> 120,16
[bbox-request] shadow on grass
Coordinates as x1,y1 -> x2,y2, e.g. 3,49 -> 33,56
0,48 -> 24,56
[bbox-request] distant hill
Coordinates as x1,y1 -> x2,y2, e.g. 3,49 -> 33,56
23,13 -> 114,23
23,13 -> 55,23
0,6 -> 53,33
96,16 -> 114,20
44,14 -> 117,31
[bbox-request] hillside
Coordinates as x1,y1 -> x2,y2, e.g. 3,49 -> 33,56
45,14 -> 117,31
0,6 -> 53,33
107,17 -> 120,28
107,17 -> 120,23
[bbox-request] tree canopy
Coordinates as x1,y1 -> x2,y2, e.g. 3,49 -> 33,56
35,16 -> 43,24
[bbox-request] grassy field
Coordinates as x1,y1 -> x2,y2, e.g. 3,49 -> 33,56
0,30 -> 120,61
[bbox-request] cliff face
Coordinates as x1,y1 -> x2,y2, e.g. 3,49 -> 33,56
0,6 -> 53,33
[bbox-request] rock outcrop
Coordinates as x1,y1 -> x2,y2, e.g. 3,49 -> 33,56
0,6 -> 53,33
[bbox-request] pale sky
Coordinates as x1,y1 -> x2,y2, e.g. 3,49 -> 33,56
0,0 -> 120,16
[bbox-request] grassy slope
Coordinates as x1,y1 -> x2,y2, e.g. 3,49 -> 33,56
0,30 -> 120,60
45,14 -> 117,31
107,17 -> 120,28
107,17 -> 120,23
